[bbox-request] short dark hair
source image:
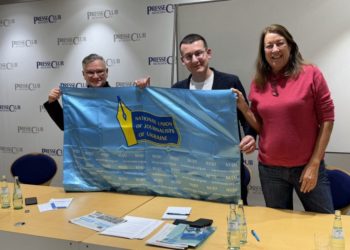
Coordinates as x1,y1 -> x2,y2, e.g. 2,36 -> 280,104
82,53 -> 106,67
179,33 -> 208,51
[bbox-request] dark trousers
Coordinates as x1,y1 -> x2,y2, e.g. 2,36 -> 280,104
258,161 -> 334,213
241,163 -> 248,205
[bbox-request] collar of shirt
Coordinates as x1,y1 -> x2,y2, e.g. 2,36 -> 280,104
190,72 -> 214,90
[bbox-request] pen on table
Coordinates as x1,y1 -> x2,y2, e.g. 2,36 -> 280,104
166,213 -> 190,215
251,230 -> 260,242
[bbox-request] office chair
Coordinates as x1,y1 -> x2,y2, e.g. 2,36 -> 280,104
11,153 -> 57,185
326,166 -> 350,215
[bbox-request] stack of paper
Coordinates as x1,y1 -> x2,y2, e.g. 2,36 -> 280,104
38,198 -> 73,212
100,216 -> 163,239
162,207 -> 192,220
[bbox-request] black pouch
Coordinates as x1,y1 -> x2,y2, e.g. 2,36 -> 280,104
173,218 -> 213,228
25,197 -> 38,205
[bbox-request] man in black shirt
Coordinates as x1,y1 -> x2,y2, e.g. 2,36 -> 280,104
44,53 -> 149,130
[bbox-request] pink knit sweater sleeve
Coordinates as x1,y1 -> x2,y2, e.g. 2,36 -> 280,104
312,66 -> 335,123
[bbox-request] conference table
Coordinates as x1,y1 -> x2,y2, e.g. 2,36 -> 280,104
0,184 -> 154,250
0,184 -> 349,250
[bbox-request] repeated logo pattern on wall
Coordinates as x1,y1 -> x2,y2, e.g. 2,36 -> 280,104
0,0 -> 208,185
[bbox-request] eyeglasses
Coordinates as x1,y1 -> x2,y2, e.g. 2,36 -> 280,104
182,49 -> 207,63
85,69 -> 106,77
264,40 -> 287,51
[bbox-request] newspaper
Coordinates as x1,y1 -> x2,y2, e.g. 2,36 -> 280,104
147,224 -> 188,249
69,211 -> 126,232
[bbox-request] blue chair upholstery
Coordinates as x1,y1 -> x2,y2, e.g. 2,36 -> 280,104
11,153 -> 57,185
243,164 -> 251,187
326,166 -> 350,214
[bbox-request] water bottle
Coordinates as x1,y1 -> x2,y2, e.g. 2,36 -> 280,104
1,175 -> 10,208
237,199 -> 247,244
227,204 -> 240,250
13,176 -> 23,210
331,210 -> 345,250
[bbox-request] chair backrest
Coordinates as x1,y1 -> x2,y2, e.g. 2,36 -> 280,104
11,153 -> 57,185
326,166 -> 350,214
243,164 -> 252,187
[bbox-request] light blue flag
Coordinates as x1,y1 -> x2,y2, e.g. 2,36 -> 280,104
62,86 -> 241,203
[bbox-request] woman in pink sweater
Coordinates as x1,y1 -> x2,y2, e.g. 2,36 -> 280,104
233,24 -> 334,213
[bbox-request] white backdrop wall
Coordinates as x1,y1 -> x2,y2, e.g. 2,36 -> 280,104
0,0 -> 211,186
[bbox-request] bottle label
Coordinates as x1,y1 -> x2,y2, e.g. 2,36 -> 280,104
13,199 -> 23,209
228,221 -> 239,232
332,228 -> 344,239
1,186 -> 10,206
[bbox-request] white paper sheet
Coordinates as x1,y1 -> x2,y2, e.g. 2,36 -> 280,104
38,202 -> 54,212
38,198 -> 73,212
162,206 -> 192,220
50,198 -> 73,208
100,216 -> 163,239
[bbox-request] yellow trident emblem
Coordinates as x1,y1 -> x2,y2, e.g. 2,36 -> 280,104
116,97 -> 137,146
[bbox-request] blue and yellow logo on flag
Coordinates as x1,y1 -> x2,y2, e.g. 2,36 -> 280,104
116,96 -> 180,146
